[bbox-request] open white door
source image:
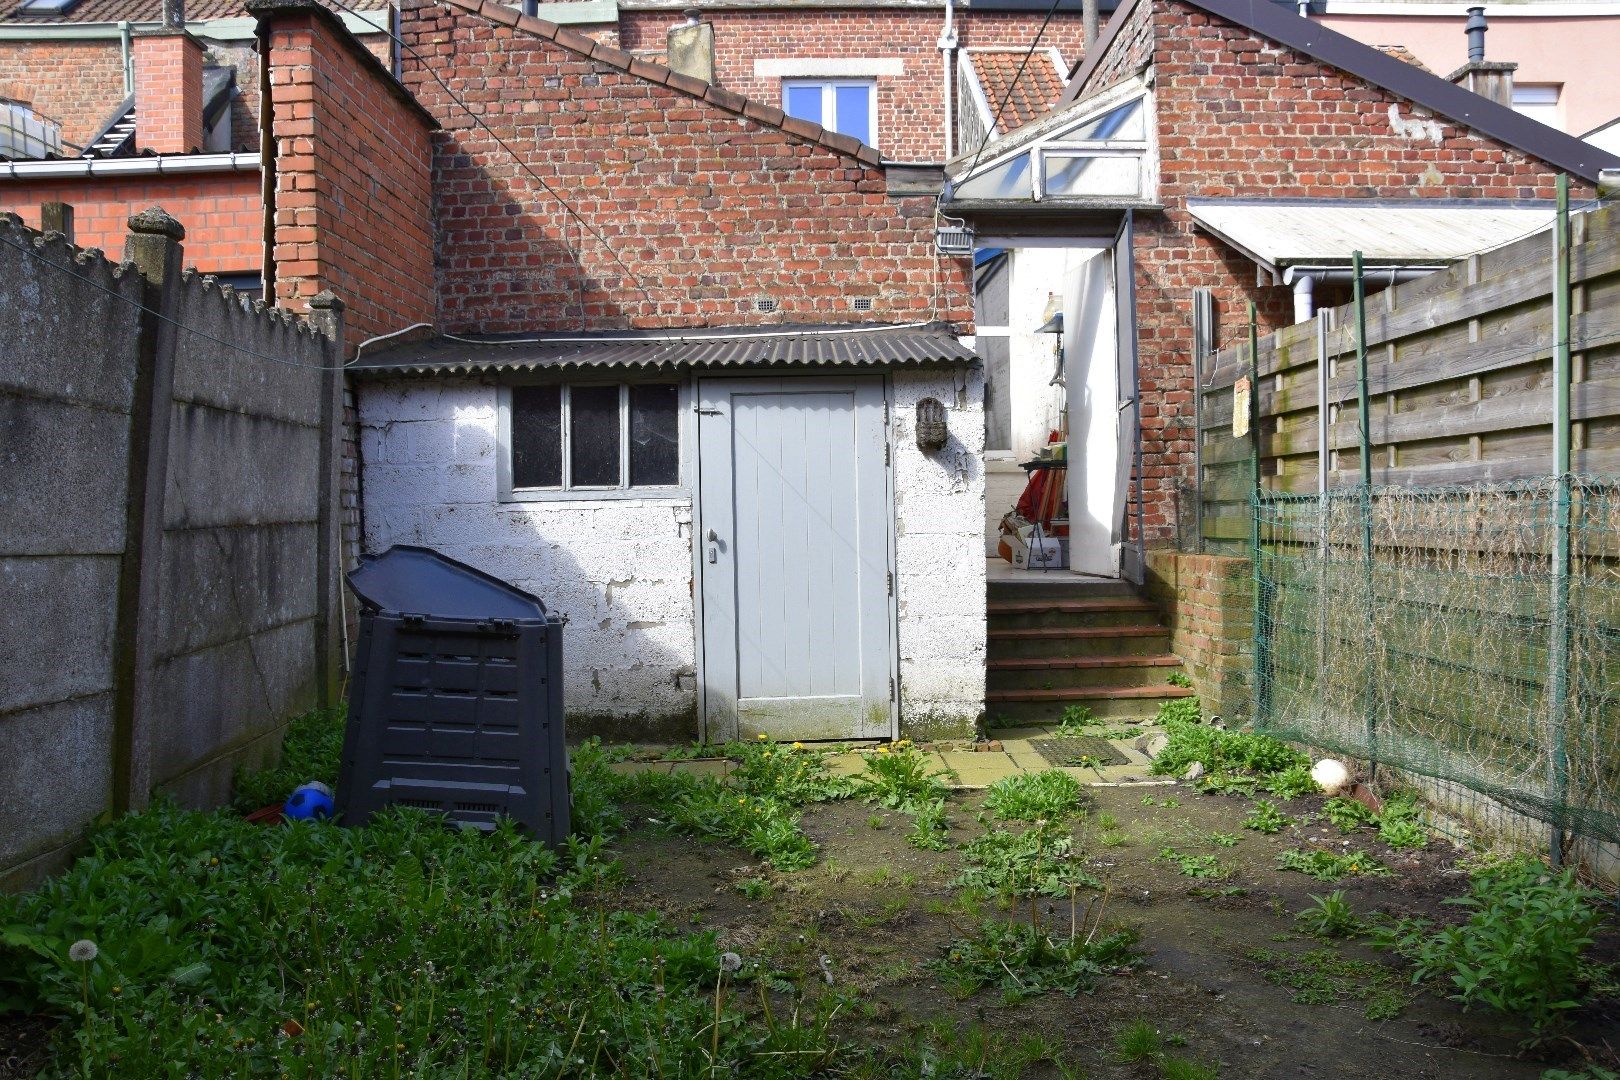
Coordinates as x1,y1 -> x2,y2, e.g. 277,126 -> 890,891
1062,217 -> 1142,580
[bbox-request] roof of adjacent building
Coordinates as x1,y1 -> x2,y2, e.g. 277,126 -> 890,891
1184,198 -> 1556,272
351,324 -> 980,375
968,49 -> 1067,135
1059,0 -> 1620,181
0,0 -> 384,23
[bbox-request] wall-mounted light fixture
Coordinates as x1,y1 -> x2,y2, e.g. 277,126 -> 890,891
915,397 -> 948,451
1036,305 -> 1065,387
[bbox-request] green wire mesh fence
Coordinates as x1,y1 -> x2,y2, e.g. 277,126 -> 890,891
1252,476 -> 1620,850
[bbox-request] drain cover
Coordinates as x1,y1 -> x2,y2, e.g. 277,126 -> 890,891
1031,736 -> 1130,768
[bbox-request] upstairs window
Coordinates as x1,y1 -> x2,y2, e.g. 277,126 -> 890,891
505,382 -> 683,498
14,0 -> 82,15
0,103 -> 62,159
783,80 -> 877,148
1511,84 -> 1561,129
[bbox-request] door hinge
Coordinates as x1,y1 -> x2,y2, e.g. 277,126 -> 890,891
884,442 -> 891,467
886,571 -> 893,596
889,675 -> 895,699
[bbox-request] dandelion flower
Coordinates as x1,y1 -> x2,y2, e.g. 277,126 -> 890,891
756,733 -> 768,740
792,742 -> 803,749
719,952 -> 743,973
68,940 -> 98,963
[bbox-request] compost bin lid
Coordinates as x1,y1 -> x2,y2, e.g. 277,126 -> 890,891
346,545 -> 548,620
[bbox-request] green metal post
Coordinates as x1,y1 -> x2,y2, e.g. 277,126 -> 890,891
1550,175 -> 1573,866
1249,303 -> 1269,727
1354,251 -> 1377,772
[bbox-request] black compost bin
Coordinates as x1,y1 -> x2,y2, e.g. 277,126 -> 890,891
337,545 -> 568,844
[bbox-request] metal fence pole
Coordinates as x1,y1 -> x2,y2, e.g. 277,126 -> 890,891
1354,250 -> 1377,773
1249,302 -> 1270,725
1316,309 -> 1331,690
1550,174 -> 1573,866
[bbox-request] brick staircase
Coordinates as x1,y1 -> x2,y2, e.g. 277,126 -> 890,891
985,575 -> 1193,725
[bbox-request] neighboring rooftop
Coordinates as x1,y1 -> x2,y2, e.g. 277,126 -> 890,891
968,48 -> 1067,135
0,0 -> 384,23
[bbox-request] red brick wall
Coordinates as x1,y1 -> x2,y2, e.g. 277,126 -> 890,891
403,0 -> 974,334
264,6 -> 435,350
1123,0 -> 1589,545
1068,0 -> 1152,101
1145,550 -> 1251,718
0,40 -> 127,150
0,172 -> 260,272
133,32 -> 206,154
618,9 -> 1088,161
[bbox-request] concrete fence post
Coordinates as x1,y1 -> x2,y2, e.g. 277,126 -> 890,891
110,206 -> 185,813
306,289 -> 346,707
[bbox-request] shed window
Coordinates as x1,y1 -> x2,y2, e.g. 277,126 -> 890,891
510,383 -> 682,493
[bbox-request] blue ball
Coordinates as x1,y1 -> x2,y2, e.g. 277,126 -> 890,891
284,781 -> 335,821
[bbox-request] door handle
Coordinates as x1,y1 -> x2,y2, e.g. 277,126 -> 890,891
707,529 -> 719,563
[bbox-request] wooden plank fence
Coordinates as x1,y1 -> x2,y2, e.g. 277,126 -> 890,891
1197,199 -> 1620,548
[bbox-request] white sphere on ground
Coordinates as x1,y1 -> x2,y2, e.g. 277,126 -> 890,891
1311,758 -> 1351,795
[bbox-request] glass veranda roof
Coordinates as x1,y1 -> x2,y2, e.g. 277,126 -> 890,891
947,88 -> 1152,204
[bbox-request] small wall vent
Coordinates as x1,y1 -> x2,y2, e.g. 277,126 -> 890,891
754,297 -> 778,313
851,297 -> 874,312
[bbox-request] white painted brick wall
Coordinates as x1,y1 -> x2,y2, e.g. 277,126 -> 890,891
358,368 -> 986,741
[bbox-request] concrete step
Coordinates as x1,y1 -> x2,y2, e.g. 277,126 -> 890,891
986,625 -> 1171,658
985,684 -> 1196,724
987,577 -> 1139,601
987,653 -> 1182,691
988,597 -> 1164,631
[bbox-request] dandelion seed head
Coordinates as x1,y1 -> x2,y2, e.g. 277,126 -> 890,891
68,940 -> 98,963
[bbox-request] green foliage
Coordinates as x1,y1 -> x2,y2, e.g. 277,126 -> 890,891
1158,848 -> 1229,880
1167,671 -> 1194,689
1376,857 -> 1608,1036
1262,765 -> 1322,800
736,877 -> 772,900
851,742 -> 952,812
1294,891 -> 1362,938
1323,797 -> 1377,833
1375,793 -> 1428,850
230,706 -> 345,811
956,824 -> 1096,898
932,919 -> 1141,1003
1153,697 -> 1203,727
1277,849 -> 1390,881
1161,1058 -> 1220,1080
983,770 -> 1088,822
1543,1069 -> 1620,1080
1056,704 -> 1097,730
1208,832 -> 1240,848
907,799 -> 952,852
1148,712 -> 1308,781
881,1019 -> 1086,1080
1114,1019 -> 1162,1063
1245,946 -> 1410,1021
1242,800 -> 1293,834
1197,773 -> 1260,797
725,738 -> 854,805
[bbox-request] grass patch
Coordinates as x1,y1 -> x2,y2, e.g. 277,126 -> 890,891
932,920 -> 1141,1003
1276,848 -> 1390,881
1158,848 -> 1230,880
1114,1019 -> 1162,1063
983,770 -> 1088,822
1244,946 -> 1411,1021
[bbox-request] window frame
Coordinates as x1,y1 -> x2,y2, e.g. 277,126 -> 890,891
497,378 -> 691,504
781,78 -> 878,147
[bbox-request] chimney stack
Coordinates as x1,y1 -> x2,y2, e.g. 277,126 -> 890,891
132,1 -> 204,156
667,8 -> 715,84
1448,7 -> 1516,108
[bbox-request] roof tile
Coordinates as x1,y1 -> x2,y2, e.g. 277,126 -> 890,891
0,0 -> 384,23
969,49 -> 1066,134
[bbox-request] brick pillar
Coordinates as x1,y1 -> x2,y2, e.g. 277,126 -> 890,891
133,30 -> 205,154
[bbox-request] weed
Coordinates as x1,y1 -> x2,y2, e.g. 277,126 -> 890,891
907,799 -> 952,851
1098,831 -> 1129,848
983,770 -> 1088,822
1543,1070 -> 1620,1080
1096,812 -> 1119,830
851,742 -> 952,812
1245,945 -> 1411,1021
1167,671 -> 1194,689
1323,797 -> 1377,833
1114,1019 -> 1162,1063
1154,697 -> 1203,726
1208,832 -> 1240,848
1375,793 -> 1427,850
736,876 -> 773,900
956,824 -> 1097,898
1294,891 -> 1362,938
1056,703 -> 1098,730
867,814 -> 887,830
932,919 -> 1142,1003
1243,800 -> 1293,834
1375,857 -> 1608,1037
1161,1056 -> 1220,1079
1263,765 -> 1322,800
1159,848 -> 1229,880
1277,849 -> 1390,881
880,1019 -> 1086,1080
1197,773 -> 1260,797
1149,710 -> 1307,780
230,706 -> 344,811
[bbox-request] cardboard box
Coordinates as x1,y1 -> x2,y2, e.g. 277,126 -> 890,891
1012,535 -> 1065,570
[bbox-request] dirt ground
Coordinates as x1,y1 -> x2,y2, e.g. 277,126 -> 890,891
614,781 -> 1620,1079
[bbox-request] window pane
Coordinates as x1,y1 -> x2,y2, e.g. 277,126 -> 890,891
511,385 -> 561,488
629,384 -> 680,487
955,152 -> 1031,200
833,84 -> 873,146
784,84 -> 824,125
1057,98 -> 1146,142
569,385 -> 621,487
1043,153 -> 1141,197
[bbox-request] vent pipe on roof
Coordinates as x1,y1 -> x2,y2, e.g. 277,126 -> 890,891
521,0 -> 537,17
1465,6 -> 1487,63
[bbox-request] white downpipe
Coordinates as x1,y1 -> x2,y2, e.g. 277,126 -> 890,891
938,0 -> 958,160
1282,264 -> 1446,323
1292,271 -> 1315,324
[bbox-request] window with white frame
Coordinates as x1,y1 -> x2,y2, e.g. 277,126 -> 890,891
782,80 -> 877,147
1511,84 -> 1562,130
506,382 -> 683,496
952,90 -> 1152,202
